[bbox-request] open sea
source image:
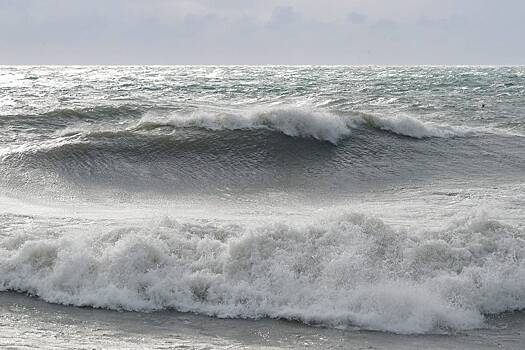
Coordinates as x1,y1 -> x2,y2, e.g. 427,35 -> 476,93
1,66 -> 524,349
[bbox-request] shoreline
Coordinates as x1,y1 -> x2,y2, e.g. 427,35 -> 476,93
1,291 -> 523,349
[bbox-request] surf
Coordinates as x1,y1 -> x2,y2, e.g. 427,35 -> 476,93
0,210 -> 523,334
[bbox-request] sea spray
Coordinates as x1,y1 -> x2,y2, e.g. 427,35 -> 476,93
1,211 -> 523,334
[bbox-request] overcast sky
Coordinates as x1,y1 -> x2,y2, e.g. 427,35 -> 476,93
1,0 -> 524,64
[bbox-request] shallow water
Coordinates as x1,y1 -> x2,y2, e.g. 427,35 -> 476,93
1,292 -> 524,349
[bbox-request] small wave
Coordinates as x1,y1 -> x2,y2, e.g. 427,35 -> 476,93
358,113 -> 475,139
0,211 -> 523,334
1,105 -> 144,126
0,136 -> 86,161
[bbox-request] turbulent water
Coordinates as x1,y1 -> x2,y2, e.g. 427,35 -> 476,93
1,66 -> 524,336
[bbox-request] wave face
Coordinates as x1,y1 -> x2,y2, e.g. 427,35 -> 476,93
0,212 -> 523,334
1,66 -> 525,335
2,106 -> 523,198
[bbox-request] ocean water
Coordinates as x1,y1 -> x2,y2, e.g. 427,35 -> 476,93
1,66 -> 524,348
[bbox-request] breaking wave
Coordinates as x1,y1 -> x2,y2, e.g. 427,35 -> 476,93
3,105 -> 523,199
0,107 -> 477,162
1,106 -> 488,162
358,113 -> 475,139
134,107 -> 476,143
1,211 -> 524,334
136,108 -> 352,144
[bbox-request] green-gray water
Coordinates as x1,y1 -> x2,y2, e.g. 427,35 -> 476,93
1,66 -> 524,348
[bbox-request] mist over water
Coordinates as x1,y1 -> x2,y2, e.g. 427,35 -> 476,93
1,66 -> 524,336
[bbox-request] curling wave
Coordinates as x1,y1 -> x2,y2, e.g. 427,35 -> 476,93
1,106 -> 485,158
358,113 -> 476,139
1,107 -> 476,162
135,108 -> 352,144
1,211 -> 524,334
134,107 -> 476,143
3,106 -> 523,198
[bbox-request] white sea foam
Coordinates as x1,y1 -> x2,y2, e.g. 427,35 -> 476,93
137,108 -> 353,144
357,113 -> 475,139
136,107 -> 482,143
1,211 -> 523,334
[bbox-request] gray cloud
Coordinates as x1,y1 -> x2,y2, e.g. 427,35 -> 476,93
0,0 -> 523,64
347,12 -> 367,25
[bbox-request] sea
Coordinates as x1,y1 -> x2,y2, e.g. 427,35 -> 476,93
0,65 -> 524,349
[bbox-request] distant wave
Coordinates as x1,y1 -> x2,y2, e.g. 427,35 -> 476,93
134,108 -> 353,144
0,136 -> 87,161
1,106 -> 497,152
0,105 -> 144,128
1,107 -> 477,162
1,211 -> 523,334
3,106 -> 522,197
134,107 -> 477,143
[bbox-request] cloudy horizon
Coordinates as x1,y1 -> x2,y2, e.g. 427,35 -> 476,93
1,0 -> 524,65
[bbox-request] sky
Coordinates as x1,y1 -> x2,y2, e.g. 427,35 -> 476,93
0,0 -> 524,65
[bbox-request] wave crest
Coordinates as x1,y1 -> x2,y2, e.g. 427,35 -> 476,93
136,108 -> 353,144
135,107 -> 477,142
359,113 -> 474,139
0,107 -> 495,167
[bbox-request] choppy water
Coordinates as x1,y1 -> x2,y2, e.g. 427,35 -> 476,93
1,66 -> 524,340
